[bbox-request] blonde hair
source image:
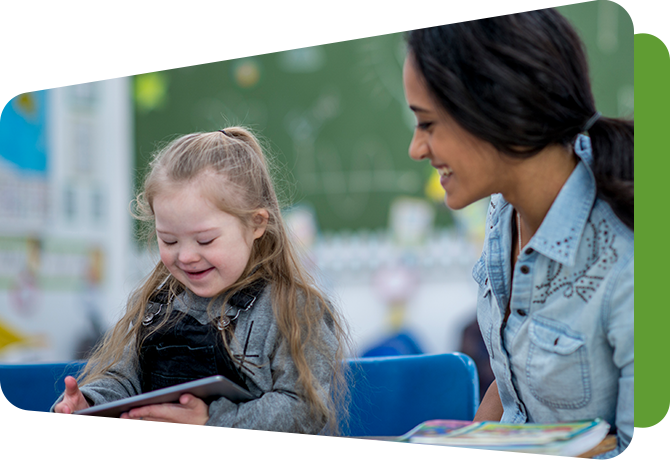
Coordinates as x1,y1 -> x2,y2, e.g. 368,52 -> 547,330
80,126 -> 350,434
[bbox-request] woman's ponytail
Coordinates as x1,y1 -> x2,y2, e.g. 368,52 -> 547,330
587,117 -> 634,230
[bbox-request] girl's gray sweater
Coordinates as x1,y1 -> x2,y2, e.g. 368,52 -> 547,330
52,284 -> 339,434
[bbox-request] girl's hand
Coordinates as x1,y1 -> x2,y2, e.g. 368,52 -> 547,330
54,376 -> 105,446
120,393 -> 209,425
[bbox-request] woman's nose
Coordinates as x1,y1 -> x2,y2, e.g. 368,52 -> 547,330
408,131 -> 429,161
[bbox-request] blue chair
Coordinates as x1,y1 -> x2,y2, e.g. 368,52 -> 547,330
0,361 -> 86,412
361,330 -> 425,357
342,352 -> 479,437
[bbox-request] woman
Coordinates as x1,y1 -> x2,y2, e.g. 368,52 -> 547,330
403,10 -> 633,457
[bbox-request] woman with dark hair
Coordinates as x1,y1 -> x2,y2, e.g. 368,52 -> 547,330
403,9 -> 633,457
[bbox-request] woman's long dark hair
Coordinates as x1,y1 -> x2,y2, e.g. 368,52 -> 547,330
407,9 -> 633,229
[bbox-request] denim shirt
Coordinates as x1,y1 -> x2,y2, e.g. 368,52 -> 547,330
472,136 -> 634,457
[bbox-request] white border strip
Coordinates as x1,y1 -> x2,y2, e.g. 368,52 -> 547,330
234,438 -> 375,460
635,0 -> 670,460
636,430 -> 668,460
626,0 -> 670,30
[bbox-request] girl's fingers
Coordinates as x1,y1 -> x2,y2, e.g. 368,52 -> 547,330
54,375 -> 106,446
63,376 -> 80,395
54,402 -> 69,414
59,376 -> 90,412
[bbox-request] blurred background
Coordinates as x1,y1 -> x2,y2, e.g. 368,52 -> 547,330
0,1 -> 632,396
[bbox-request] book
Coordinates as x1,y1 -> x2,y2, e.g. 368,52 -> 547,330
398,418 -> 611,457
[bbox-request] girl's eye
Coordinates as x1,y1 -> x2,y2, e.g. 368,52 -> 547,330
161,240 -> 177,246
198,239 -> 214,246
416,122 -> 433,131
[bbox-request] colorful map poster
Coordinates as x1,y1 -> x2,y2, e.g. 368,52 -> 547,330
0,0 -> 48,232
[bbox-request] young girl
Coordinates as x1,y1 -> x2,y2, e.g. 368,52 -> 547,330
53,126 -> 349,434
404,10 -> 633,457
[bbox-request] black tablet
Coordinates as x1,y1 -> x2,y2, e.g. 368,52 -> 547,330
75,375 -> 254,418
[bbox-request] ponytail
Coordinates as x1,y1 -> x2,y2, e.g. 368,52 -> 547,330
587,117 -> 634,229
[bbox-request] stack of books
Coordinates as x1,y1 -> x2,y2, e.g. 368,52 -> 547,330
397,418 -> 611,457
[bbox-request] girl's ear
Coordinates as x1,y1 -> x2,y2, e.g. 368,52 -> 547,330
252,209 -> 269,239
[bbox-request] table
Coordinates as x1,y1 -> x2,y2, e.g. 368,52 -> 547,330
0,435 -> 616,460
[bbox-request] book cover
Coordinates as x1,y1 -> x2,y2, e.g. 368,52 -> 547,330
399,418 -> 610,456
409,419 -> 609,445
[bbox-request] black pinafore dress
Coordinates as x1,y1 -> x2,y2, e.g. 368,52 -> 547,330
137,283 -> 263,395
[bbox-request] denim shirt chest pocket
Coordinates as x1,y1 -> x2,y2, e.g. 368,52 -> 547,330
527,317 -> 591,409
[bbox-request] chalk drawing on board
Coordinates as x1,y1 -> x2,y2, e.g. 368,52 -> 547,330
354,0 -> 434,129
597,0 -> 619,54
284,89 -> 341,194
286,87 -> 420,222
354,1 -> 417,105
316,136 -> 420,220
189,89 -> 269,131
617,85 -> 635,118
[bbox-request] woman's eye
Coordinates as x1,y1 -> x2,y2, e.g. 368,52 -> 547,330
161,240 -> 177,246
198,240 -> 214,246
416,122 -> 433,131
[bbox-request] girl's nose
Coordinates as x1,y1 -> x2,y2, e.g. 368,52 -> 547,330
408,131 -> 429,161
177,245 -> 200,264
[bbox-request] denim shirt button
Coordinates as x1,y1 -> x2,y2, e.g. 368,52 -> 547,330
520,265 -> 530,274
516,309 -> 527,316
524,248 -> 534,255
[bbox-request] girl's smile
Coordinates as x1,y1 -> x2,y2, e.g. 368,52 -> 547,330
153,176 -> 267,298
183,267 -> 215,280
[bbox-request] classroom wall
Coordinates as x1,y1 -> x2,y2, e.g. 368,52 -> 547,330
0,1 -> 633,362
0,0 -> 132,361
132,1 -> 633,234
129,1 -> 634,358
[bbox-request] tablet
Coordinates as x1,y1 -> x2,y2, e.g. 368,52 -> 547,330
75,375 -> 254,418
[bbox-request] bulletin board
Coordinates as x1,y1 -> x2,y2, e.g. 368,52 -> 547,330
134,0 -> 635,231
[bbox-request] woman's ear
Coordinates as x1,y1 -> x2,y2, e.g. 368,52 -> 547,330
252,209 -> 269,239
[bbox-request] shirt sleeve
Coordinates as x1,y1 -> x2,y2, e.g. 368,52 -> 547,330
597,256 -> 634,457
204,316 -> 338,434
50,343 -> 142,411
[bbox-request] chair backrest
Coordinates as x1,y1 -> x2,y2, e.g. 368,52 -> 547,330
342,352 -> 479,437
361,330 -> 425,357
0,361 -> 86,412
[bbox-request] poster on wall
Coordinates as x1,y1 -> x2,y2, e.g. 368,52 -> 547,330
0,0 -> 48,232
0,83 -> 132,363
0,91 -> 49,357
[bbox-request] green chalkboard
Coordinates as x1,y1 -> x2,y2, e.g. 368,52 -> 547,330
133,2 -> 633,233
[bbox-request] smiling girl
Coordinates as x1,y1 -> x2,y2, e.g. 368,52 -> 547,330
53,127 -> 349,434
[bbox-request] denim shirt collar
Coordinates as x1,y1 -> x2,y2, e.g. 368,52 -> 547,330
525,135 -> 596,266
